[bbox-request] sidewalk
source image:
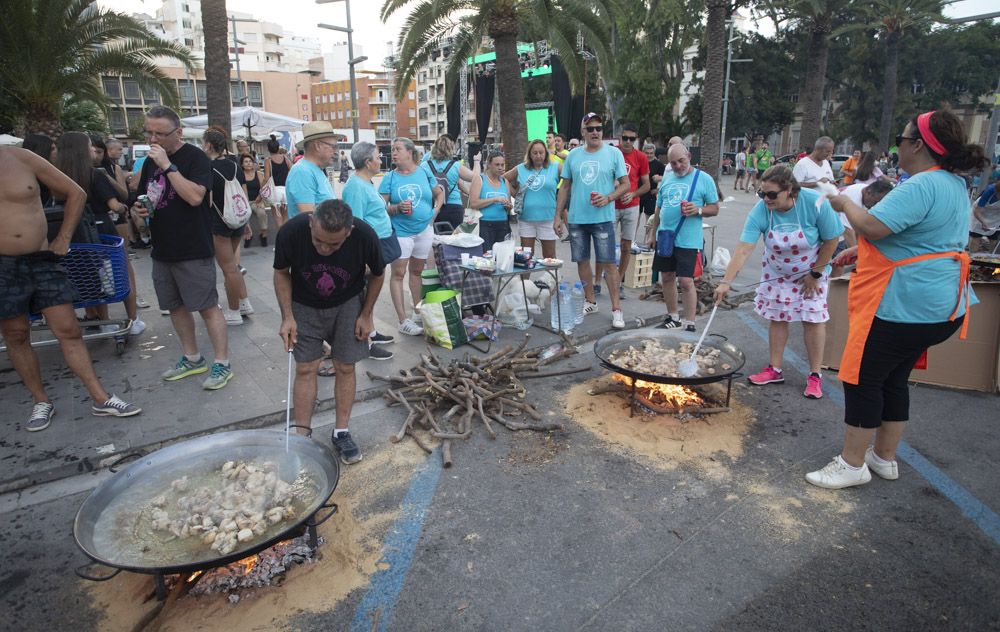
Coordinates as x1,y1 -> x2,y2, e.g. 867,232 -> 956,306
0,177 -> 763,493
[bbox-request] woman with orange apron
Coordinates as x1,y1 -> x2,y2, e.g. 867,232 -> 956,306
806,109 -> 985,489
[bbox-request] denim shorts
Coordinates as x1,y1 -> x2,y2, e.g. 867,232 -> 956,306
569,221 -> 616,263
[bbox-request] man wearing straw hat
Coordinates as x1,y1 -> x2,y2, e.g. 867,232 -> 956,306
285,121 -> 338,218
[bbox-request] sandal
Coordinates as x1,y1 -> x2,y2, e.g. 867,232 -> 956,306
317,363 -> 336,377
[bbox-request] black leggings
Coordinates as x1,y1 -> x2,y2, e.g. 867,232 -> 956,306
843,316 -> 963,428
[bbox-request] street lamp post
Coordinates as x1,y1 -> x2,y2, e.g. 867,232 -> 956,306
720,20 -> 751,162
317,0 -> 368,143
228,15 -> 255,106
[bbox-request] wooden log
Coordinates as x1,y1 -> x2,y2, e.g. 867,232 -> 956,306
432,431 -> 472,440
521,366 -> 592,379
475,395 -> 497,439
497,397 -> 543,420
390,411 -> 417,443
442,439 -> 453,468
405,428 -> 434,454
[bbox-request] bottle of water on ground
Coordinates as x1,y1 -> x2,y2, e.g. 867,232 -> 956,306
571,281 -> 585,324
550,282 -> 574,333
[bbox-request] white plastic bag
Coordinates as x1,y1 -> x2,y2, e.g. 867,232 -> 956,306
493,238 -> 516,273
710,246 -> 731,277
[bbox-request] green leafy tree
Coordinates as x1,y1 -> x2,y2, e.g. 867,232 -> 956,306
60,99 -> 109,134
382,0 -> 612,162
0,0 -> 195,137
726,33 -> 798,143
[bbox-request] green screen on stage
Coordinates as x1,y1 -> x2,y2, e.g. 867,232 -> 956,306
526,108 -> 550,143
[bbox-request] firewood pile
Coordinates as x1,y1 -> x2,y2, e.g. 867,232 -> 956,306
639,276 -> 754,314
367,334 -> 586,468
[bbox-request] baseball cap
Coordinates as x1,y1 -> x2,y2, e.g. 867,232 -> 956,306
582,112 -> 603,126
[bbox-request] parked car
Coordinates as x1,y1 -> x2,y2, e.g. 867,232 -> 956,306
774,153 -> 852,180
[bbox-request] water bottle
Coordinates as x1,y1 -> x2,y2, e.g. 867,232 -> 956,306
550,285 -> 562,330
615,244 -> 621,265
571,281 -> 585,325
551,282 -> 573,333
100,259 -> 116,296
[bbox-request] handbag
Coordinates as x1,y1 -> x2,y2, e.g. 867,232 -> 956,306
419,291 -> 469,350
656,169 -> 701,258
259,175 -> 278,205
512,169 -> 540,216
212,166 -> 252,229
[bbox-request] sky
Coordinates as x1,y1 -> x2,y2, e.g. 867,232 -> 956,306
101,0 -> 998,65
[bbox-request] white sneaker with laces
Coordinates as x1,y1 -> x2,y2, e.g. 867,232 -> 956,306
865,446 -> 899,480
806,455 -> 872,489
583,301 -> 599,315
398,318 -> 423,336
129,319 -> 147,336
611,309 -> 625,329
239,299 -> 255,316
223,308 -> 243,326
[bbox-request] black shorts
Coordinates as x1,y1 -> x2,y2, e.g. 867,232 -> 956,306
211,212 -> 245,238
639,196 -> 657,216
653,247 -> 698,278
0,253 -> 79,319
842,316 -> 963,428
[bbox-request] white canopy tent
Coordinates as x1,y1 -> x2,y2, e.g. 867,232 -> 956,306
0,133 -> 24,146
180,106 -> 305,139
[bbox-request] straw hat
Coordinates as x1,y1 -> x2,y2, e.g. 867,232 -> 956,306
296,121 -> 338,151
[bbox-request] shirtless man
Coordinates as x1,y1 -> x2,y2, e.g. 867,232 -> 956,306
0,147 -> 141,431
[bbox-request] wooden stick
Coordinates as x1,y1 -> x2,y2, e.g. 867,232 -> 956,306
433,431 -> 471,440
521,366 -> 592,379
497,397 -> 542,420
475,395 -> 497,439
390,411 -> 417,443
442,439 -> 453,468
405,428 -> 433,454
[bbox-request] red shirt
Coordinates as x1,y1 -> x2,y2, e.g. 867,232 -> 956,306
616,147 -> 649,209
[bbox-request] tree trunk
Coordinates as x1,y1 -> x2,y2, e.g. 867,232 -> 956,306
20,104 -> 62,138
878,31 -> 900,151
201,0 -> 232,135
700,0 -> 728,180
489,18 -> 527,165
799,16 -> 831,151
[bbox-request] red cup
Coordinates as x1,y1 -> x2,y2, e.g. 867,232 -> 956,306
590,191 -> 600,204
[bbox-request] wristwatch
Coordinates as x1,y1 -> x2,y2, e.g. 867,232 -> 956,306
809,270 -> 823,279
165,163 -> 178,174
697,207 -> 703,216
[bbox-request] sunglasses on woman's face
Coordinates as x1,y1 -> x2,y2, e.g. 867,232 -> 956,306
757,189 -> 782,200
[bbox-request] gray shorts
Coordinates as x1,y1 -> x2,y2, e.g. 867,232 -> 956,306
152,257 -> 218,312
616,206 -> 640,242
291,294 -> 368,364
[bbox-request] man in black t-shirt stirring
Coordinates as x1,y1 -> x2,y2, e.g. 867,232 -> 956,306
274,199 -> 384,464
131,106 -> 234,391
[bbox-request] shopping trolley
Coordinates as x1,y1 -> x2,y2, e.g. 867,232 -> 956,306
0,235 -> 133,355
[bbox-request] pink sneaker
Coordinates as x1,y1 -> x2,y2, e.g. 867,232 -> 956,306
748,366 -> 784,385
804,373 -> 823,399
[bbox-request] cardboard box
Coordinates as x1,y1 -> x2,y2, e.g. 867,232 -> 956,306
822,278 -> 1000,393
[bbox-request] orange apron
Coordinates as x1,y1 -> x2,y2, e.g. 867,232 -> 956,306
839,236 -> 971,385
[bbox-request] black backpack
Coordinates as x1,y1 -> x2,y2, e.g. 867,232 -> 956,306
428,158 -> 458,196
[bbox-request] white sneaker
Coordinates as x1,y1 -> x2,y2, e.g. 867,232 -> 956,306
865,446 -> 899,480
136,295 -> 150,309
805,455 -> 872,489
583,301 -> 599,315
223,308 -> 243,326
239,299 -> 255,316
129,319 -> 147,336
611,309 -> 625,329
99,324 -> 119,334
411,310 -> 423,325
398,318 -> 423,336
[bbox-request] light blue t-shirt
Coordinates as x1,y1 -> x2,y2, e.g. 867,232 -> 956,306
342,175 -> 392,239
740,188 -> 844,248
562,144 -> 627,224
516,163 -> 559,222
426,158 -> 463,206
655,168 -> 720,250
868,169 -> 976,323
132,156 -> 146,175
476,174 -> 510,222
378,168 -> 437,237
285,160 -> 334,217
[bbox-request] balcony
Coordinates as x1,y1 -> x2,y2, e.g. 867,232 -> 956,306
369,94 -> 392,105
370,111 -> 394,124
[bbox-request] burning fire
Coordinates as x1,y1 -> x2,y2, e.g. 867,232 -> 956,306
612,374 -> 705,410
234,555 -> 259,575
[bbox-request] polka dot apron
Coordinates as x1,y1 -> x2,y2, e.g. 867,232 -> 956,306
754,210 -> 829,323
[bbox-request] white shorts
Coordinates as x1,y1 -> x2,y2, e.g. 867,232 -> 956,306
518,220 -> 558,241
271,186 -> 286,206
397,223 -> 434,260
616,206 -> 640,242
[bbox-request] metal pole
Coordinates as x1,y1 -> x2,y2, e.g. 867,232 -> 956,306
230,15 -> 244,105
346,0 -> 359,143
720,21 -> 734,163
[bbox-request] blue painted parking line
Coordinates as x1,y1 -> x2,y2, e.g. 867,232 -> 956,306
350,450 -> 443,632
736,310 -> 1000,546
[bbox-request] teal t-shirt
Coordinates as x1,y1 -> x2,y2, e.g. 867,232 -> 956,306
867,169 -> 976,323
740,188 -> 843,254
655,169 -> 720,250
516,163 -> 559,222
285,160 -> 334,218
378,168 -> 437,237
426,158 -> 462,206
342,175 -> 392,239
562,144 -> 627,224
477,174 -> 510,222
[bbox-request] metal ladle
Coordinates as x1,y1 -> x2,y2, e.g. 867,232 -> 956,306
278,349 -> 301,482
678,304 -> 719,378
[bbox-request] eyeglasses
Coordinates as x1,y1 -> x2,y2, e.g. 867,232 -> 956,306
315,140 -> 337,150
895,134 -> 919,147
621,135 -> 638,142
143,127 -> 178,138
757,189 -> 783,200
584,126 -> 603,133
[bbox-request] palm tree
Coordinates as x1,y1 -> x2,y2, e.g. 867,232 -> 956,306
699,0 -> 730,180
381,0 -> 612,163
201,0 -> 232,133
0,0 -> 195,136
840,0 -> 947,149
786,0 -> 836,151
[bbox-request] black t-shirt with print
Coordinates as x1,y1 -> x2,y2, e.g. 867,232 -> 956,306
273,214 -> 384,309
137,143 -> 214,262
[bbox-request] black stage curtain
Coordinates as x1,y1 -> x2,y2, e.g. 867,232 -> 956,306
475,73 -> 495,144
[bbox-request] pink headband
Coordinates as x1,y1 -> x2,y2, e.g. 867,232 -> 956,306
917,111 -> 948,156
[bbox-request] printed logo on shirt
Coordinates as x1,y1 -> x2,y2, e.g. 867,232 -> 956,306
625,163 -> 632,176
663,183 -> 691,207
301,263 -> 351,298
146,172 -> 172,209
526,174 -> 546,191
484,191 -> 505,200
580,161 -> 599,185
398,183 -> 422,205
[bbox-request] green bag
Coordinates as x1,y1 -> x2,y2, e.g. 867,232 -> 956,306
420,268 -> 441,298
418,290 -> 469,350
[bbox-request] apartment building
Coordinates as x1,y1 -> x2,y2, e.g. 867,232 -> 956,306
311,74 -> 417,145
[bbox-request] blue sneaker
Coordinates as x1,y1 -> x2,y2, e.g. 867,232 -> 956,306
202,362 -> 234,390
331,431 -> 363,464
162,356 -> 208,381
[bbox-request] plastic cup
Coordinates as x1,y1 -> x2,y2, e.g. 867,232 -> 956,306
461,253 -> 471,265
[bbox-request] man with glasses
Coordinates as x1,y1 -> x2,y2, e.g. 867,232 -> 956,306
131,106 -> 234,391
614,123 -> 651,296
285,121 -> 338,218
555,112 -> 630,329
